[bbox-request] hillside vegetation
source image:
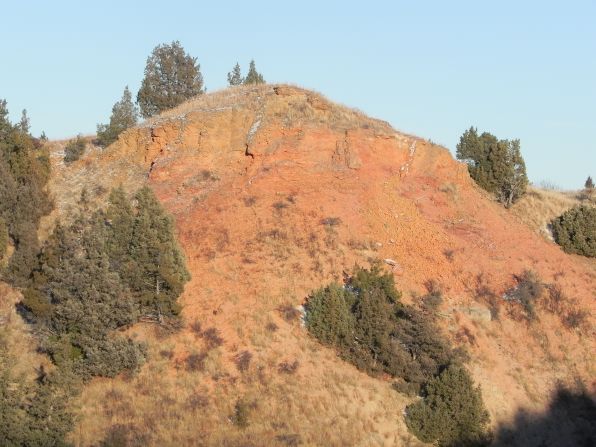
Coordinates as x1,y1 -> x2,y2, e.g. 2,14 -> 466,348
1,84 -> 594,446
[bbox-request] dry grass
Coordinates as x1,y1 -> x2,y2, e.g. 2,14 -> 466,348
0,282 -> 51,388
141,83 -> 394,136
511,186 -> 584,238
71,324 -> 418,447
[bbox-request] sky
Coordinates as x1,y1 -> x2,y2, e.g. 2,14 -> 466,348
1,0 -> 594,189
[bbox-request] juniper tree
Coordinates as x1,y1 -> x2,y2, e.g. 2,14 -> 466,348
96,86 -> 139,147
137,41 -> 204,118
227,62 -> 244,86
125,186 -> 190,317
0,99 -> 52,286
551,206 -> 596,257
456,127 -> 528,207
23,214 -> 145,378
405,364 -> 490,447
243,60 -> 265,85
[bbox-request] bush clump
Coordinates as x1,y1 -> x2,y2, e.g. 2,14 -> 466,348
505,270 -> 544,321
22,186 -> 189,379
456,127 -> 528,207
0,99 -> 52,285
405,364 -> 490,447
305,264 -> 453,386
551,205 -> 596,257
63,135 -> 86,163
305,265 -> 490,445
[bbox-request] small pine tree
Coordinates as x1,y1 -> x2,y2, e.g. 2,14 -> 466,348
227,62 -> 244,86
39,131 -> 47,142
19,109 -> 30,134
243,60 -> 265,85
96,86 -> 139,147
137,41 -> 204,118
584,176 -> 594,200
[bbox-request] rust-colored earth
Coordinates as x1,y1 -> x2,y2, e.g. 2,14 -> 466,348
37,85 -> 594,446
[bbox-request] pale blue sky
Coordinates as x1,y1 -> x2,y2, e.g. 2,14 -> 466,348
1,0 -> 594,188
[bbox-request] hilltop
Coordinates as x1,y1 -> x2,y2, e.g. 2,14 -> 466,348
27,85 -> 596,445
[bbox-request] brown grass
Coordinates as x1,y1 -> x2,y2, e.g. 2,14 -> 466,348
511,186 -> 583,238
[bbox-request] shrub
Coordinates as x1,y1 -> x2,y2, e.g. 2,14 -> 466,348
189,319 -> 202,336
232,399 -> 252,428
63,135 -> 86,163
551,205 -> 596,257
305,265 -> 453,386
186,352 -> 207,372
563,307 -> 589,331
278,303 -> 301,322
202,327 -> 224,349
320,217 -> 342,227
234,350 -> 252,372
392,380 -> 421,397
505,270 -> 544,320
405,364 -> 490,446
278,360 -> 300,374
22,186 -> 189,380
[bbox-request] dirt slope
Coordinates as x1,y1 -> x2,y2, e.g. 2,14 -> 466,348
46,85 -> 594,446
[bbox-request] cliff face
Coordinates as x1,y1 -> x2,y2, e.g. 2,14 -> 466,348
49,85 -> 594,446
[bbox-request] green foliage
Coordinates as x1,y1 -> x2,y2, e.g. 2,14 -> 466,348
305,265 -> 453,385
96,86 -> 138,148
306,267 -> 489,445
137,41 -> 204,118
243,60 -> 265,85
23,186 -> 188,380
63,135 -> 86,163
0,331 -> 76,447
456,127 -> 528,207
305,283 -> 355,347
585,176 -> 594,191
405,364 -> 490,447
551,205 -> 596,257
232,399 -> 252,428
106,186 -> 191,317
24,216 -> 145,379
0,99 -> 52,286
227,62 -> 244,86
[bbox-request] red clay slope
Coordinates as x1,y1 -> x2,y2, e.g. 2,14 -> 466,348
58,84 -> 594,445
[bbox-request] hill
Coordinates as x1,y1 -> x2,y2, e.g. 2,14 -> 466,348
33,85 -> 596,446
